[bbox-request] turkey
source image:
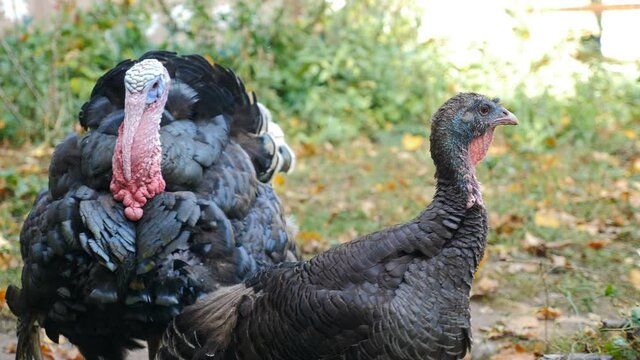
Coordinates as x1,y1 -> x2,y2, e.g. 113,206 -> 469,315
7,51 -> 299,360
156,93 -> 518,360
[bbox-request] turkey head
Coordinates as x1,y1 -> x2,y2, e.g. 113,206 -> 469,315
110,59 -> 170,221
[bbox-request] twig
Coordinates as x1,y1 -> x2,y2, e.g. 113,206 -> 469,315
0,38 -> 46,114
0,86 -> 24,123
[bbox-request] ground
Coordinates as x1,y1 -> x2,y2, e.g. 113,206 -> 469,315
0,129 -> 639,359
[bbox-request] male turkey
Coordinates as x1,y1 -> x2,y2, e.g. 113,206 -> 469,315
156,93 -> 518,360
7,51 -> 299,360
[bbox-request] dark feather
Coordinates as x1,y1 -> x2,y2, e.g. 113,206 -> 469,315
10,51 -> 299,360
157,93 -> 516,360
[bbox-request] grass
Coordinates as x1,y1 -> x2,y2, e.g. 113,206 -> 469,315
1,119 -> 639,358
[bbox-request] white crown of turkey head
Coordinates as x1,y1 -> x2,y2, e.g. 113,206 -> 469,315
111,59 -> 171,221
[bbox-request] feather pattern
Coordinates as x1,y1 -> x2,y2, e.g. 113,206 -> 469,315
157,93 -> 517,360
8,51 -> 298,360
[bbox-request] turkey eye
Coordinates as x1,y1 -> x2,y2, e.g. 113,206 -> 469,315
152,82 -> 159,89
479,104 -> 490,116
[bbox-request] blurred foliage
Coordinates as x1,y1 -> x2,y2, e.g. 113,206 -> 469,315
1,0 -> 636,147
0,0 -> 450,145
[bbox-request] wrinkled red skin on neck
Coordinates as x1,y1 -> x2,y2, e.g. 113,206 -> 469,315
110,85 -> 168,221
469,127 -> 495,166
464,127 -> 496,208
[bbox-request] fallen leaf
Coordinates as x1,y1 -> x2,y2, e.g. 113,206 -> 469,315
506,315 -> 541,338
490,213 -> 523,235
4,342 -> 16,354
297,231 -> 328,255
401,133 -> 424,152
491,345 -> 536,360
536,307 -> 562,320
551,255 -> 567,268
631,158 -> 640,175
273,174 -> 285,186
374,180 -> 397,193
588,239 -> 612,250
0,252 -> 20,271
40,344 -> 55,360
624,129 -> 637,139
471,276 -> 499,297
311,183 -> 326,194
534,210 -> 561,229
629,268 -> 640,290
507,262 -> 540,274
336,229 -> 358,244
0,234 -> 9,248
522,232 -> 546,256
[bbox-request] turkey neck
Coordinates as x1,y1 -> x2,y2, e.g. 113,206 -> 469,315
418,160 -> 487,278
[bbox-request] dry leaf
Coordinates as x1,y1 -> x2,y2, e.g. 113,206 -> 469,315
522,232 -> 546,256
471,276 -> 499,297
536,307 -> 562,320
401,133 -> 424,152
4,342 -> 16,354
360,200 -> 376,217
273,174 -> 286,186
588,239 -> 611,250
624,129 -> 637,139
534,210 -> 561,229
374,181 -> 397,193
534,209 -> 578,229
514,344 -> 527,353
490,213 -> 523,235
0,252 -> 20,271
40,344 -> 55,360
311,183 -> 326,194
629,268 -> 640,290
0,234 -> 9,248
551,255 -> 567,268
507,262 -> 540,274
491,346 -> 536,360
505,315 -> 541,338
297,231 -> 328,255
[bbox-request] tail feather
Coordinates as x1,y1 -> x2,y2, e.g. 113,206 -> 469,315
157,284 -> 256,360
7,286 -> 42,360
16,315 -> 42,360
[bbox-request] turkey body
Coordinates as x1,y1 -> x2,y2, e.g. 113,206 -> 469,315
8,51 -> 298,360
156,93 -> 518,360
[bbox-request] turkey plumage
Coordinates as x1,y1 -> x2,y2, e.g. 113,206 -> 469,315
7,51 -> 299,360
156,93 -> 518,360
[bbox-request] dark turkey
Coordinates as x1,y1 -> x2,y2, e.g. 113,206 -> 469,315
7,51 -> 299,360
156,93 -> 518,360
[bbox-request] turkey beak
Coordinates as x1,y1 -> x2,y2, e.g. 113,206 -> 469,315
492,108 -> 518,127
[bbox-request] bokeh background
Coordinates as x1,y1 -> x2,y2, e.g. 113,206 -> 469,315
0,0 -> 639,359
